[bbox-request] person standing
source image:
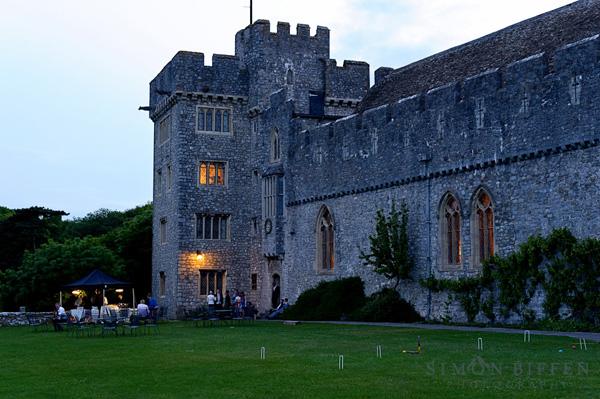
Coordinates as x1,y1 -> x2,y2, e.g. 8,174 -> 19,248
207,290 -> 216,315
52,303 -> 67,331
137,299 -> 150,319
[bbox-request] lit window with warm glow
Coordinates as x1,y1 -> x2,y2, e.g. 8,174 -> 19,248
199,161 -> 226,186
472,188 -> 494,268
440,193 -> 461,268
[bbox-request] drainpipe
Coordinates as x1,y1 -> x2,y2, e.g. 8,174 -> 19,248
419,152 -> 432,319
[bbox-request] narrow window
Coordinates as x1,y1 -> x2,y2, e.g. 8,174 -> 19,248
216,163 -> 224,185
223,110 -> 230,132
440,194 -> 461,267
166,164 -> 172,190
569,75 -> 582,105
197,110 -> 205,131
159,115 -> 171,144
475,98 -> 485,129
199,162 -> 207,185
160,218 -> 167,244
206,109 -> 213,131
286,69 -> 294,85
472,189 -> 494,268
251,273 -> 258,290
262,176 -> 278,219
156,169 -> 162,195
215,109 -> 222,132
271,129 -> 281,162
316,206 -> 334,271
159,271 -> 166,297
208,163 -> 216,185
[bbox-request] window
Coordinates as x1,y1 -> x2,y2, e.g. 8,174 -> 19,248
160,218 -> 167,244
159,115 -> 171,144
197,106 -> 232,133
156,169 -> 162,195
196,214 -> 230,240
286,69 -> 294,85
270,128 -> 281,162
440,193 -> 461,267
251,273 -> 258,290
199,161 -> 226,186
198,270 -> 226,296
159,271 -> 166,297
475,98 -> 485,129
472,189 -> 494,268
316,206 -> 334,271
166,164 -> 172,191
569,75 -> 582,105
262,175 -> 280,219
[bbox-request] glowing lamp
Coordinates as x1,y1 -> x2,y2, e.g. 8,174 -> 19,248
115,289 -> 124,293
196,251 -> 205,262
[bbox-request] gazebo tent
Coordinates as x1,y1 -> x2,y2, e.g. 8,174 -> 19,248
61,269 -> 133,307
63,269 -> 130,289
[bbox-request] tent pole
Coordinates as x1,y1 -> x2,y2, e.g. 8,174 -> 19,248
59,291 -> 62,307
132,288 -> 136,309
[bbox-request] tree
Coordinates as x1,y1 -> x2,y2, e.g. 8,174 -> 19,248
0,207 -> 67,271
0,237 -> 124,311
103,204 -> 153,298
360,201 -> 414,289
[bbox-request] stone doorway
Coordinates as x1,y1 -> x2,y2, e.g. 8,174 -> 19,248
271,273 -> 281,308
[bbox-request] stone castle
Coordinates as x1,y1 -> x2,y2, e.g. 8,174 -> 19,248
148,0 -> 600,321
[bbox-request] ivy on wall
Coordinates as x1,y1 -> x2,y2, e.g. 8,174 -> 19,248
420,228 -> 600,325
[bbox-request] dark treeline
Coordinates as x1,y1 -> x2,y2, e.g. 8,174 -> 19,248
0,204 -> 152,311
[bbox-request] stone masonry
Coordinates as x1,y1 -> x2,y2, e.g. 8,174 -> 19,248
149,1 -> 600,322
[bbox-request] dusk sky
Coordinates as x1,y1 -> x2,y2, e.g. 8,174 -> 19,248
0,0 -> 573,218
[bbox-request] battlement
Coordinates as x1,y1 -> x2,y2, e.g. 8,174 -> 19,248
150,51 -> 247,108
326,59 -> 370,101
235,20 -> 330,62
288,32 -> 600,197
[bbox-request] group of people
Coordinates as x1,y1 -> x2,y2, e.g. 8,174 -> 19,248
136,294 -> 158,319
52,293 -> 159,331
206,289 -> 258,319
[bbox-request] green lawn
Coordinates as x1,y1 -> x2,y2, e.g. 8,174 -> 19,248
1,321 -> 598,399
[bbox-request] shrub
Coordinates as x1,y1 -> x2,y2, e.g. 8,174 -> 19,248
283,277 -> 366,321
352,288 -> 422,323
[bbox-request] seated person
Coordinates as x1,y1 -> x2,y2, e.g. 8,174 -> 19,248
268,298 -> 289,320
137,299 -> 150,318
52,303 -> 67,331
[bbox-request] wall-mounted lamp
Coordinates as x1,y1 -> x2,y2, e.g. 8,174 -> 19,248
115,289 -> 124,293
196,251 -> 205,262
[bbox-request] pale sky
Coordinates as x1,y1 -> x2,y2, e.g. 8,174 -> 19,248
0,0 -> 574,217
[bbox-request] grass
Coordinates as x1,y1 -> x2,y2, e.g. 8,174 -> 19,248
0,321 -> 598,399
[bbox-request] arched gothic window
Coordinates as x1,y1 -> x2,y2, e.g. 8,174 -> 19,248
286,69 -> 294,85
472,189 -> 494,267
440,193 -> 461,267
270,128 -> 281,162
316,206 -> 334,272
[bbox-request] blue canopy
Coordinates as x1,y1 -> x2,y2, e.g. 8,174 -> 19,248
62,269 -> 130,289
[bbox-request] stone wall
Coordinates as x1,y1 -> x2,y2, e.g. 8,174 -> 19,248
0,312 -> 53,327
275,33 -> 600,322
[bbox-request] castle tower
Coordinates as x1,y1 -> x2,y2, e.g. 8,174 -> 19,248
149,21 -> 370,316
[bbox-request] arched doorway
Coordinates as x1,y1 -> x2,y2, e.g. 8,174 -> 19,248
271,273 -> 281,308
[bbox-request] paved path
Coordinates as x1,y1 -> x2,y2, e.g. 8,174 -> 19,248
296,320 -> 600,342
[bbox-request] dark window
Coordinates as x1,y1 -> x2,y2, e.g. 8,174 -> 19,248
196,214 -> 230,240
251,273 -> 258,290
309,91 -> 324,116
